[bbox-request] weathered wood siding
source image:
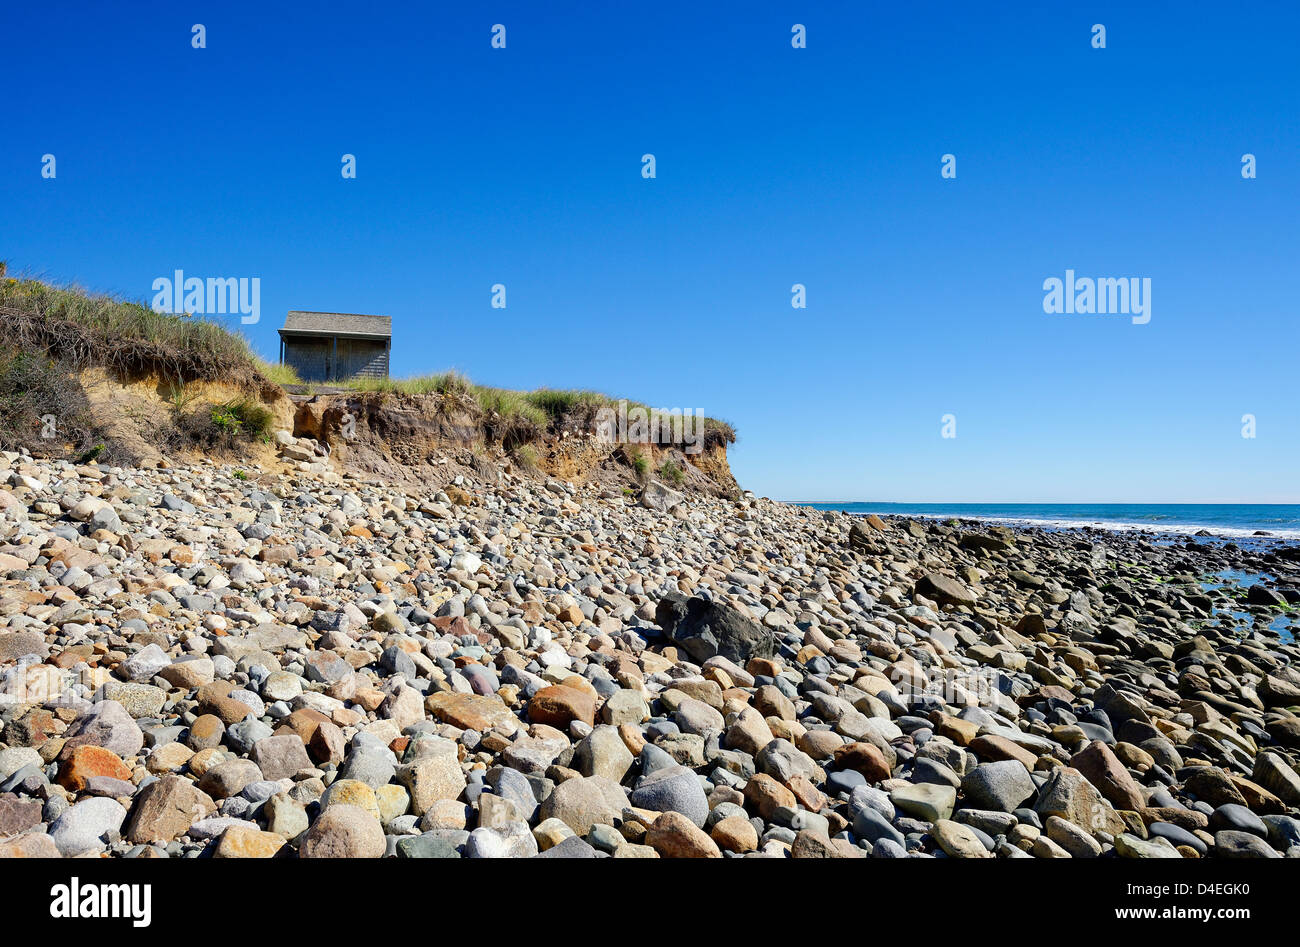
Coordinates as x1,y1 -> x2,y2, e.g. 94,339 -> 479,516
284,336 -> 388,382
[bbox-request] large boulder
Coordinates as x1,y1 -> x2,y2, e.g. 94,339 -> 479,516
654,594 -> 775,665
299,804 -> 385,858
1259,674 -> 1300,708
124,775 -> 217,843
1070,740 -> 1145,811
60,700 -> 144,758
536,775 -> 629,836
847,519 -> 889,554
640,481 -> 684,513
630,765 -> 709,827
50,798 -> 127,857
1034,766 -> 1126,838
960,760 -> 1036,812
914,572 -> 977,607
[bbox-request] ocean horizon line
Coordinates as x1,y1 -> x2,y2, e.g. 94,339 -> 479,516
781,500 -> 1300,506
784,500 -> 1300,541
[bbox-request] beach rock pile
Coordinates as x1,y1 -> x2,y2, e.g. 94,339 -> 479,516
273,432 -> 330,474
1,447 -> 1299,858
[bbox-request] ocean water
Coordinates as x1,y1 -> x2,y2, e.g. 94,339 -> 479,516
792,502 -> 1300,541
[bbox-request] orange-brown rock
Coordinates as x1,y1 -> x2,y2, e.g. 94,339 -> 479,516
527,685 -> 596,728
124,774 -> 217,843
213,825 -> 287,858
935,715 -> 979,746
273,707 -> 332,745
195,681 -> 257,725
1070,740 -> 1145,811
710,815 -> 758,853
969,734 -> 1039,771
787,773 -> 826,812
742,772 -> 797,818
57,745 -> 132,791
646,811 -> 721,858
426,691 -> 519,733
833,742 -> 892,782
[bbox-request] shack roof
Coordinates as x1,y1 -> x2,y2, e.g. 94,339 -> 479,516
279,311 -> 391,339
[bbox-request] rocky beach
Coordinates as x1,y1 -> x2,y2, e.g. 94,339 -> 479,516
0,442 -> 1298,861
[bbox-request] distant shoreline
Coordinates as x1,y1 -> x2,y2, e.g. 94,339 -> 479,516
789,501 -> 1300,542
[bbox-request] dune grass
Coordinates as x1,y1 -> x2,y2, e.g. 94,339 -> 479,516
336,372 -> 736,447
254,358 -> 301,386
343,371 -> 466,396
0,274 -> 266,388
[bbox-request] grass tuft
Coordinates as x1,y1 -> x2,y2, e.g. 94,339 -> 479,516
627,446 -> 650,481
255,359 -> 302,386
0,276 -> 267,389
658,458 -> 685,487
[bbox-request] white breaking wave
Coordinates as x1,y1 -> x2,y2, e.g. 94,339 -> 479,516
898,513 -> 1300,541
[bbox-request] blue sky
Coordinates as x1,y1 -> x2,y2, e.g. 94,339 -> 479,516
4,2 -> 1298,502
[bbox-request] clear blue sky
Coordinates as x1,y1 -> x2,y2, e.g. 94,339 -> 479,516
4,2 -> 1298,503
